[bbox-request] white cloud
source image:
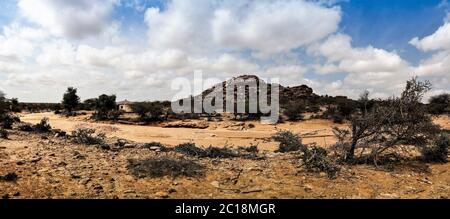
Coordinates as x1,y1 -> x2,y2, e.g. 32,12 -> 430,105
410,22 -> 450,51
308,33 -> 415,98
212,0 -> 341,54
145,0 -> 341,55
18,0 -> 119,39
311,34 -> 409,74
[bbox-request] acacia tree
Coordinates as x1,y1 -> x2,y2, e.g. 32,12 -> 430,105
93,94 -> 118,120
62,87 -> 80,115
428,93 -> 450,115
333,77 -> 441,163
0,91 -> 7,117
132,101 -> 164,122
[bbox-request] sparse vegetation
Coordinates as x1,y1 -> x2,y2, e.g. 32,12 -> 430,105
132,101 -> 166,122
92,94 -> 120,120
272,130 -> 305,152
421,134 -> 449,163
34,118 -> 52,133
0,128 -> 8,139
18,123 -> 34,132
333,78 -> 442,164
428,93 -> 450,115
62,87 -> 80,116
272,130 -> 339,178
284,102 -> 305,121
71,128 -> 106,146
127,157 -> 205,178
1,115 -> 14,129
302,145 -> 340,178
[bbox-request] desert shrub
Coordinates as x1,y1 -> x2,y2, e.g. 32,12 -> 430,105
1,115 -> 14,129
127,157 -> 205,178
239,145 -> 259,153
302,146 -> 340,178
71,128 -> 106,145
0,129 -> 8,139
428,93 -> 450,115
284,102 -> 306,121
332,114 -> 344,124
143,142 -> 171,151
307,105 -> 321,113
174,143 -> 206,157
9,98 -> 21,113
272,130 -> 305,152
132,101 -> 165,122
421,135 -> 449,163
337,100 -> 358,118
143,141 -> 165,148
18,123 -> 33,132
204,146 -> 238,158
92,94 -> 118,120
174,143 -> 242,159
34,118 -> 52,133
333,78 -> 441,163
62,87 -> 80,115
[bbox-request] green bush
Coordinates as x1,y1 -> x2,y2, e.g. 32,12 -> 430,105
34,118 -> 52,133
0,129 -> 8,139
421,135 -> 449,163
302,146 -> 340,179
272,130 -> 304,152
72,128 -> 106,145
284,102 -> 305,121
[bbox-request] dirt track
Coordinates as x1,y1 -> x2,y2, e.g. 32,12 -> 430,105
19,112 -> 348,151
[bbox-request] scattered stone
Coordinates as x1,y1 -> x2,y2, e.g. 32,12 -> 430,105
418,178 -> 433,185
124,190 -> 135,194
149,146 -> 161,151
210,181 -> 220,189
70,173 -> 81,179
13,192 -> 20,197
168,188 -> 177,193
379,193 -> 400,199
93,184 -> 103,190
303,184 -> 313,192
30,157 -> 42,163
155,191 -> 169,199
117,139 -> 127,147
80,178 -> 91,185
2,194 -> 10,199
16,160 -> 26,165
124,143 -> 135,148
73,151 -> 85,160
57,161 -> 67,167
53,129 -> 66,137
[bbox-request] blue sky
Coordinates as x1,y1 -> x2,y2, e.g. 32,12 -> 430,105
340,0 -> 449,63
0,0 -> 449,102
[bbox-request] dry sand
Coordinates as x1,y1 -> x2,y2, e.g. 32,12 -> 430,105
0,112 -> 448,199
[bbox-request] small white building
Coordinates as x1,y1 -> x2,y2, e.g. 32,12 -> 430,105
117,100 -> 134,113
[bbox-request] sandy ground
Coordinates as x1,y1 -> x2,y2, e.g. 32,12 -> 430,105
0,112 -> 448,199
19,112 -> 349,151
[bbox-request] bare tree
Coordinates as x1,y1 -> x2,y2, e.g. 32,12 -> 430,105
333,77 -> 441,163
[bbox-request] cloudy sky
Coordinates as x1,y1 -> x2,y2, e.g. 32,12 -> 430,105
0,0 -> 449,103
